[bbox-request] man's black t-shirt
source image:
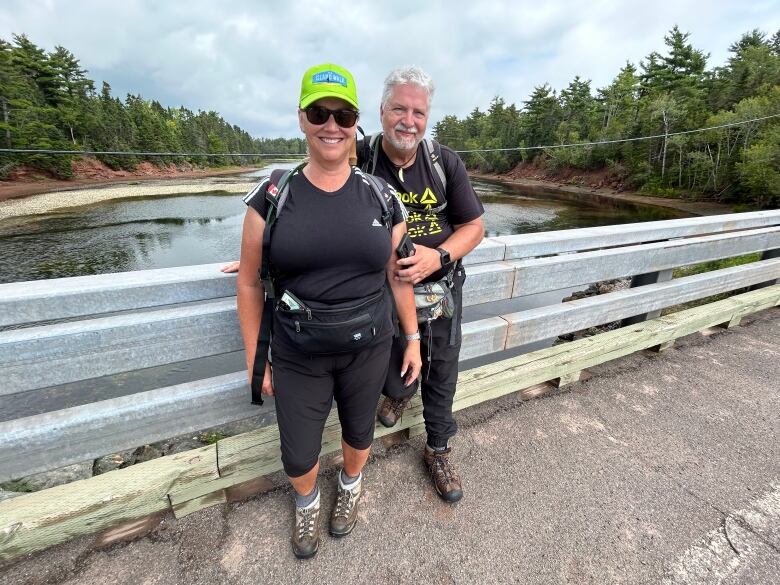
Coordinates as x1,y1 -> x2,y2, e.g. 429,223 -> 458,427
369,140 -> 484,282
244,167 -> 406,304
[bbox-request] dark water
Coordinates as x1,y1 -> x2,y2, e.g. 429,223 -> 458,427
0,167 -> 684,285
477,180 -> 684,237
0,169 -> 688,421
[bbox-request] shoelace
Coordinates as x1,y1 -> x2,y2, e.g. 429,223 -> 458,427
431,454 -> 457,484
334,488 -> 355,518
297,507 -> 316,537
390,397 -> 409,416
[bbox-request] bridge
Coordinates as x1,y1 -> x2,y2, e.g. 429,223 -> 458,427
1,210 -> 779,582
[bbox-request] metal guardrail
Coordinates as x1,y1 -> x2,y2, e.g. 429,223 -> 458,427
1,211 -> 780,482
3,284 -> 779,563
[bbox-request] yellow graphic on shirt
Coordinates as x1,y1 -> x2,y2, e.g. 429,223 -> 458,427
419,188 -> 437,206
398,186 -> 443,239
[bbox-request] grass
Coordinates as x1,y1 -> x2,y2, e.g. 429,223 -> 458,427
664,253 -> 763,313
0,479 -> 35,493
673,253 -> 762,278
198,432 -> 226,445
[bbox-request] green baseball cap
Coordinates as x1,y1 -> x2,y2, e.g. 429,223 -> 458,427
299,63 -> 359,110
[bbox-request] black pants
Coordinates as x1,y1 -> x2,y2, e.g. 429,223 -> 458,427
383,270 -> 465,448
271,337 -> 392,477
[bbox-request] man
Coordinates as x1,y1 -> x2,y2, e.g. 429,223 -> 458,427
224,65 -> 484,503
362,66 -> 484,503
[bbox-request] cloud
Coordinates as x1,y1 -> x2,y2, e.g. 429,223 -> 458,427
1,0 -> 778,139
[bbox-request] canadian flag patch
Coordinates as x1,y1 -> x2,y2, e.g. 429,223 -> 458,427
268,184 -> 278,197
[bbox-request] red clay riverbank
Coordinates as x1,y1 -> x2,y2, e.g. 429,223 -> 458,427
473,172 -> 736,217
1,157 -> 736,218
0,160 -> 262,203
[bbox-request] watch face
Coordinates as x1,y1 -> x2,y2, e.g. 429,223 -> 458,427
438,248 -> 450,265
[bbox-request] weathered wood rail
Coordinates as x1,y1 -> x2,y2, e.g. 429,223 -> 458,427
1,210 -> 779,562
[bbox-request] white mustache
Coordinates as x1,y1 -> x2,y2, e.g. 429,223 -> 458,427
394,124 -> 417,134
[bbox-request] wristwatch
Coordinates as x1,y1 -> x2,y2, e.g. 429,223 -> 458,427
436,247 -> 451,267
405,331 -> 421,341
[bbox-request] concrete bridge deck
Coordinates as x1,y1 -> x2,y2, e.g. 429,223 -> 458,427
2,308 -> 778,585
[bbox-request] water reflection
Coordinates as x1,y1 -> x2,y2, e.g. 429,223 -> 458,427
474,179 -> 683,237
0,167 -> 685,284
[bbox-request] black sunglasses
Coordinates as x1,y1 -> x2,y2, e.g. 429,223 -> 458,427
302,105 -> 359,128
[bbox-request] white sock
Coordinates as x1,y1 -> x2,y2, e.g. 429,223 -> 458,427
339,469 -> 362,489
295,484 -> 319,509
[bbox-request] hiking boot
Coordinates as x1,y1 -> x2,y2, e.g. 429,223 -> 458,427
329,473 -> 362,537
291,493 -> 321,559
377,395 -> 412,428
424,446 -> 463,503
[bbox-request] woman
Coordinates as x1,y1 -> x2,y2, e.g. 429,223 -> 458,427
236,63 -> 421,559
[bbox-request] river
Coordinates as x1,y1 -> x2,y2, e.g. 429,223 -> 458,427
0,163 -> 683,284
0,166 -> 687,421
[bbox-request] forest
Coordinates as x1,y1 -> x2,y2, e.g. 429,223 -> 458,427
1,28 -> 778,207
433,27 -> 779,207
0,34 -> 305,178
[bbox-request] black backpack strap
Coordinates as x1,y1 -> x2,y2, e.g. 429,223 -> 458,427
357,168 -> 396,231
250,299 -> 273,405
260,164 -> 304,290
422,138 -> 448,196
252,163 -> 304,405
367,133 -> 382,174
356,131 -> 382,174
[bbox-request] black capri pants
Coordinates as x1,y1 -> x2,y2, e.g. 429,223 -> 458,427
271,337 -> 392,478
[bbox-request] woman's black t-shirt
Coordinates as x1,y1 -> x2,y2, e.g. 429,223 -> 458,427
244,167 -> 406,304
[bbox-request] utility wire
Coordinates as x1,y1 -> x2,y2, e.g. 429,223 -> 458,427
0,148 -> 306,157
0,113 -> 776,157
451,113 -> 779,153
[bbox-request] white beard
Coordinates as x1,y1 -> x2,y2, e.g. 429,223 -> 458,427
386,125 -> 420,152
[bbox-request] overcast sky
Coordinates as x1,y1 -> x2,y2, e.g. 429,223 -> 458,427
2,0 -> 778,140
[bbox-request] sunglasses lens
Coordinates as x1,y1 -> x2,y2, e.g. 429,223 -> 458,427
333,110 -> 358,128
305,106 -> 358,128
305,106 -> 330,125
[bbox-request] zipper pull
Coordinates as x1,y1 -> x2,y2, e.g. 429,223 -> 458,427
295,321 -> 301,332
306,308 -> 312,321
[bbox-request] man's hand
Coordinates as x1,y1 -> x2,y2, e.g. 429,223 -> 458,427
395,244 -> 441,284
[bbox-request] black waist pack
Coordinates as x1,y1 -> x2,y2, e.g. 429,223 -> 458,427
274,288 -> 386,355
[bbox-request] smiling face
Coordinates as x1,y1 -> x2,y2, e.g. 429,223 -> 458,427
380,83 -> 430,153
299,97 -> 357,165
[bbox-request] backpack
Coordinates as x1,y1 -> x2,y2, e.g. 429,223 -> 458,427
248,162 -> 397,404
357,132 -> 449,213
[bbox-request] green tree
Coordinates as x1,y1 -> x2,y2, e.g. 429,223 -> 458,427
736,123 -> 780,207
521,84 -> 560,157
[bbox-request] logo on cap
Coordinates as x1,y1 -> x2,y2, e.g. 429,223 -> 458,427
312,71 -> 347,87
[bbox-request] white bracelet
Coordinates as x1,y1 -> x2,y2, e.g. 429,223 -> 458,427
404,331 -> 421,341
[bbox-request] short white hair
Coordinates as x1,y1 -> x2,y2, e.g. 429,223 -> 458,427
381,66 -> 435,108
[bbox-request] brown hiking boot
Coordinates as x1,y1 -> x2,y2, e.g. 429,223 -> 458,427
377,395 -> 412,428
291,493 -> 321,559
329,473 -> 362,537
424,446 -> 463,503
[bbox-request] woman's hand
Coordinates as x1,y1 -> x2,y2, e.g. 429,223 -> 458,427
220,261 -> 240,273
262,361 -> 274,396
401,340 -> 422,386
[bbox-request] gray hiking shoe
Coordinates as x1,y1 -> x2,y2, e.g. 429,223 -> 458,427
291,493 -> 321,559
329,473 -> 362,537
